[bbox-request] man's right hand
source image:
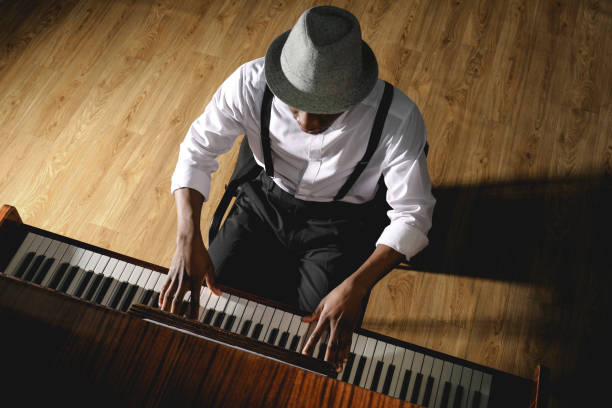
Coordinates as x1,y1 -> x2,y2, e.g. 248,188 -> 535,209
159,236 -> 221,318
161,187 -> 221,318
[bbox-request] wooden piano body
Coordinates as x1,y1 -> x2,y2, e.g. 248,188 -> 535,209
0,205 -> 546,407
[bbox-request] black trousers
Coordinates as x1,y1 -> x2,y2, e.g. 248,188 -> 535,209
208,172 -> 387,313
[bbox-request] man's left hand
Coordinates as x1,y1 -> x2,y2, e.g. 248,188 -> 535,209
301,280 -> 367,372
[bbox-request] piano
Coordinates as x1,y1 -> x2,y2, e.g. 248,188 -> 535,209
0,205 -> 546,407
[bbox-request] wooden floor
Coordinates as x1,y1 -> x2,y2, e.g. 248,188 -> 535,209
1,0 -> 610,406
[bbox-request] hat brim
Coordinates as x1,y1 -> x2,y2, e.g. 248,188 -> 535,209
264,30 -> 378,114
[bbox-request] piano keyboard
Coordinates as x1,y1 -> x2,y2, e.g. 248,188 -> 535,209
2,229 -> 503,408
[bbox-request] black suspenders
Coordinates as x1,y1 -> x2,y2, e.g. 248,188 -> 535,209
260,81 -> 395,201
209,81 -> 395,244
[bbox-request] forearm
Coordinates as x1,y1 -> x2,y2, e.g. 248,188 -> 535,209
174,187 -> 205,243
343,244 -> 405,298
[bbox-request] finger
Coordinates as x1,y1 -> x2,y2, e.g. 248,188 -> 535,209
301,321 -> 325,356
160,276 -> 178,312
159,275 -> 172,307
325,327 -> 340,367
189,280 -> 202,319
301,305 -> 322,323
170,283 -> 187,314
205,272 -> 222,296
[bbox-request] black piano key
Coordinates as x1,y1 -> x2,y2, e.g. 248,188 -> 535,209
13,252 -> 35,278
352,356 -> 367,386
289,335 -> 300,352
213,312 -> 226,328
471,391 -> 482,408
341,353 -> 356,382
440,381 -> 452,408
22,255 -> 45,281
369,361 -> 384,391
32,258 -> 55,284
251,323 -> 263,339
223,315 -> 236,331
48,263 -> 70,290
317,343 -> 327,360
57,266 -> 79,293
202,309 -> 215,325
422,376 -> 435,406
140,289 -> 154,306
149,292 -> 160,307
83,274 -> 103,301
119,284 -> 139,312
179,300 -> 189,316
398,370 -> 412,401
277,331 -> 289,348
93,276 -> 114,304
240,320 -> 252,336
381,364 -> 395,395
267,328 -> 279,344
74,271 -> 94,298
410,373 -> 423,404
110,281 -> 129,309
453,385 -> 464,408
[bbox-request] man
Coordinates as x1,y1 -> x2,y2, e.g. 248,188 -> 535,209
160,6 -> 435,372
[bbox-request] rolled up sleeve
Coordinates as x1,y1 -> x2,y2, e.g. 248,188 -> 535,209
170,64 -> 249,200
376,106 -> 435,260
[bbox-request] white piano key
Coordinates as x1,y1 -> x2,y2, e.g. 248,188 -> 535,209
263,309 -> 284,343
127,266 -> 144,285
65,250 -> 94,295
85,252 -> 102,272
3,232 -> 38,275
467,370 -> 483,408
230,297 -> 249,332
358,337 -> 377,388
274,311 -> 294,347
19,236 -> 52,279
108,262 -> 135,306
434,361 -> 454,408
295,320 -> 310,352
392,348 -> 415,398
365,340 -> 387,390
348,335 -> 367,385
36,241 -> 70,285
40,245 -> 81,287
101,257 -> 118,279
29,239 -> 60,280
211,292 -> 231,326
153,272 -> 166,293
406,352 -> 424,402
458,367 -> 473,408
389,346 -> 408,397
101,260 -> 128,305
238,300 -> 258,334
428,359 -> 444,406
376,342 -> 396,393
446,363 -> 463,408
94,255 -> 111,276
417,355 -> 434,405
286,315 -> 302,347
247,304 -> 266,337
480,373 -> 493,408
257,306 -> 276,342
144,271 -> 160,291
198,287 -> 213,321
215,293 -> 230,312
220,295 -> 239,329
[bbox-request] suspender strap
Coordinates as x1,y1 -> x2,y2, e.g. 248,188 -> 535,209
260,86 -> 275,177
333,81 -> 394,201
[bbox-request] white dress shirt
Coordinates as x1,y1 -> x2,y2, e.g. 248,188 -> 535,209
171,58 -> 435,260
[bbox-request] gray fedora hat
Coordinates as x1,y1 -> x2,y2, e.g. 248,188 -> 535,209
265,6 -> 378,114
